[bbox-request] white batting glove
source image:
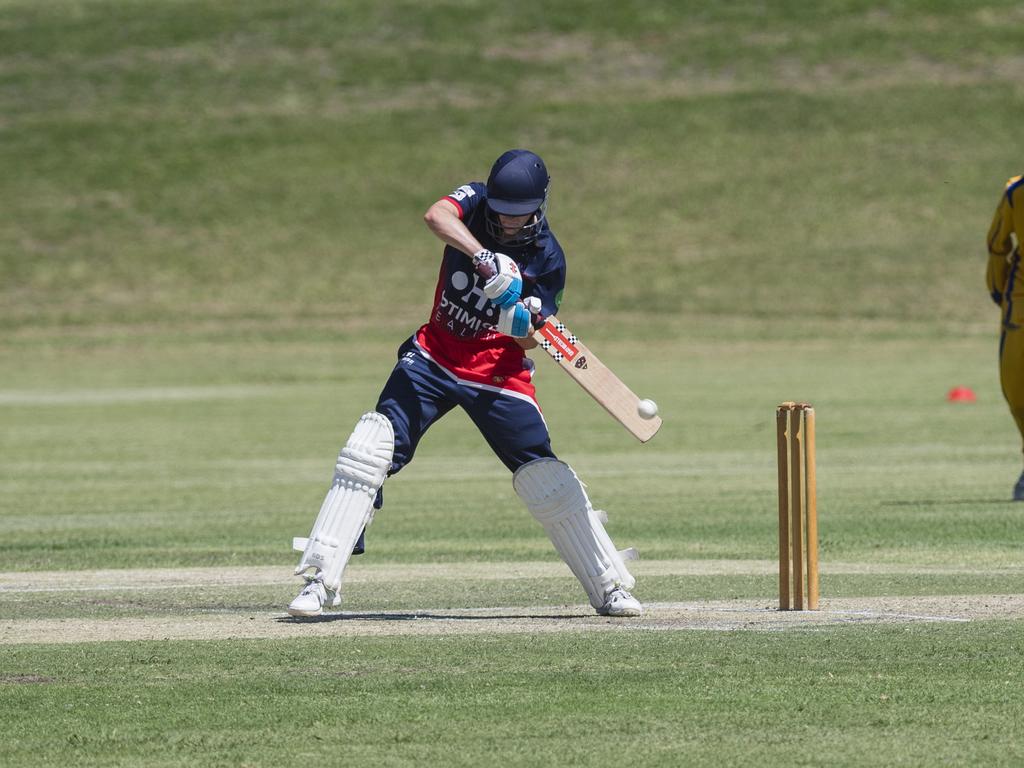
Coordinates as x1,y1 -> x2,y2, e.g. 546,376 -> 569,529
495,300 -> 534,338
473,250 -> 522,309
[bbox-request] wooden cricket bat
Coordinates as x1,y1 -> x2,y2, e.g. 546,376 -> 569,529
532,315 -> 662,443
471,255 -> 660,442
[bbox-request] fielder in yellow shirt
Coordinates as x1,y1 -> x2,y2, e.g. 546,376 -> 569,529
987,174 -> 1024,500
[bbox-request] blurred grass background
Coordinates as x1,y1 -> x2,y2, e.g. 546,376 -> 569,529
3,0 -> 1023,570
4,5 -> 1024,766
2,0 -> 1020,337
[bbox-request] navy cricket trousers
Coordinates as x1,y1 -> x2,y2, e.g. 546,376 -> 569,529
350,337 -> 557,555
375,337 -> 556,478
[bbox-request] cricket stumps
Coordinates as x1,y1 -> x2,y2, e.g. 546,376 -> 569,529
776,402 -> 819,611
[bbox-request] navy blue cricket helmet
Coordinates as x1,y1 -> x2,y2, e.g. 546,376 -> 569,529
485,149 -> 550,245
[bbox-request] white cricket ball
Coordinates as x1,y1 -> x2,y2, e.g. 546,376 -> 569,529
637,398 -> 659,420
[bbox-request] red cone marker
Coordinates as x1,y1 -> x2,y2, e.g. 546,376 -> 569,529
946,386 -> 976,403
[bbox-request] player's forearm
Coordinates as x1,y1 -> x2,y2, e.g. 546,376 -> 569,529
988,234 -> 1013,259
424,199 -> 484,258
987,201 -> 1014,258
988,253 -> 1010,305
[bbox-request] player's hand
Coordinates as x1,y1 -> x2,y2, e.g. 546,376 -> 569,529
496,300 -> 534,338
474,250 -> 522,309
522,296 -> 542,319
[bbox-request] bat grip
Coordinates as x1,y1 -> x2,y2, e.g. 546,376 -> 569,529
472,254 -> 497,281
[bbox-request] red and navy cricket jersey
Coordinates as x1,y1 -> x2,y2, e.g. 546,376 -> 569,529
415,182 -> 566,399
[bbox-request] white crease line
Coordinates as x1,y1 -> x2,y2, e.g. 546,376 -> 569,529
3,566 -> 1022,593
0,386 -> 281,406
0,597 -> 982,626
0,581 -> 287,594
671,603 -> 973,620
825,609 -> 970,623
652,603 -> 974,623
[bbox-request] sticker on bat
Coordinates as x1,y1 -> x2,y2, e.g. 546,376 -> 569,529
537,322 -> 579,361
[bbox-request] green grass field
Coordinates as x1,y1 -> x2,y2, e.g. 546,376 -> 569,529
3,1 -> 1024,766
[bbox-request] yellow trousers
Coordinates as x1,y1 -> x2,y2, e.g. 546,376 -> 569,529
1000,323 -> 1024,457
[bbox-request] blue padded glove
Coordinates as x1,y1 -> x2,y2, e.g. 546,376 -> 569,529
496,301 -> 533,337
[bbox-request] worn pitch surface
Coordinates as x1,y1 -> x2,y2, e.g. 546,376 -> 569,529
3,562 -> 1020,644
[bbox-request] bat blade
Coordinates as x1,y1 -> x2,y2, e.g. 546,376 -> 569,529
532,316 -> 662,442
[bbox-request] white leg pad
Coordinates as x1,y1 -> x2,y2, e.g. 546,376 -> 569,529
293,412 -> 394,593
513,458 -> 636,610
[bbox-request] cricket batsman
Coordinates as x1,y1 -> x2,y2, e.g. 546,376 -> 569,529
287,149 -> 642,617
987,173 -> 1024,500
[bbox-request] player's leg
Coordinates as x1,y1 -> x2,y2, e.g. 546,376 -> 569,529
999,327 -> 1024,499
514,457 -> 641,616
463,389 -> 554,471
288,412 -> 393,616
464,390 -> 641,616
288,340 -> 455,616
376,341 -> 458,476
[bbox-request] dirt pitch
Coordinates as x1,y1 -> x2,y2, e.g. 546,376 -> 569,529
2,562 -> 1022,645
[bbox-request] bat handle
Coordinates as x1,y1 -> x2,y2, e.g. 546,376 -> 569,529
519,297 -> 544,329
472,251 -> 497,280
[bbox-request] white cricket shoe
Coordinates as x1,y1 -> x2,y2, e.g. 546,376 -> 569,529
1014,471 -> 1024,501
597,585 -> 643,617
287,572 -> 340,617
